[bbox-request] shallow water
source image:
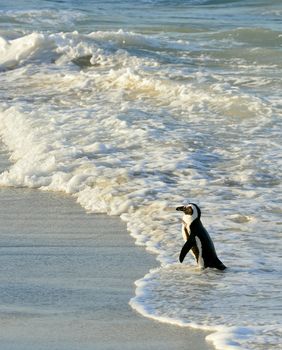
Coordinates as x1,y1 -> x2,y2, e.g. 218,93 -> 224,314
0,1 -> 281,349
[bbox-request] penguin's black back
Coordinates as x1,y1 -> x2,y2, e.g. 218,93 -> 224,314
191,219 -> 226,270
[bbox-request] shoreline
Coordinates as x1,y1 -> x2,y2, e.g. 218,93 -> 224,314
0,145 -> 213,350
0,186 -> 213,350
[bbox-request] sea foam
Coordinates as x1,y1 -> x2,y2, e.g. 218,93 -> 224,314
0,33 -> 46,69
0,28 -> 281,350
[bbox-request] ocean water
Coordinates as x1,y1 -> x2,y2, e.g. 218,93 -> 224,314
0,1 -> 281,349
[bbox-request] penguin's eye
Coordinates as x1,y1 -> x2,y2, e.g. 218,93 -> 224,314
185,206 -> 193,215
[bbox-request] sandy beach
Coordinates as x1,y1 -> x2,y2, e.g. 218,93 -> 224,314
0,146 -> 212,350
1,1 -> 281,348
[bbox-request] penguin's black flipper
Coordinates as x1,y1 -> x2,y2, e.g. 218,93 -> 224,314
179,236 -> 196,263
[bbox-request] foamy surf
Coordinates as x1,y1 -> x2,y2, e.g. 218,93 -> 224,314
1,2 -> 282,348
130,265 -> 282,350
0,33 -> 46,69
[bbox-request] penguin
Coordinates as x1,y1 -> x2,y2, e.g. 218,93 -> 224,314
176,203 -> 226,270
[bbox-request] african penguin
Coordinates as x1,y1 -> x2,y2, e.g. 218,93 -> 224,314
176,203 -> 226,270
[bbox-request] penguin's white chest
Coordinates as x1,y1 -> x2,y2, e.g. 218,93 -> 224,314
181,224 -> 189,241
181,215 -> 193,241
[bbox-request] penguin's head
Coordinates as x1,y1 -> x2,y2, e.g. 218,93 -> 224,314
176,203 -> 201,220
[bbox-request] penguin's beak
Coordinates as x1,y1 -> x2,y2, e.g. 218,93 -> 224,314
176,205 -> 193,215
176,206 -> 185,211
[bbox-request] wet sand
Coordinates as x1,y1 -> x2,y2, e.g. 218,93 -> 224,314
0,151 -> 213,350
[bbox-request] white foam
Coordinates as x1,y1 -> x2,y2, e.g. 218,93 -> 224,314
0,29 -> 281,350
0,33 -> 46,69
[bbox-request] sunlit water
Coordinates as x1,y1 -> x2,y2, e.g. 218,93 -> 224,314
0,1 -> 281,349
